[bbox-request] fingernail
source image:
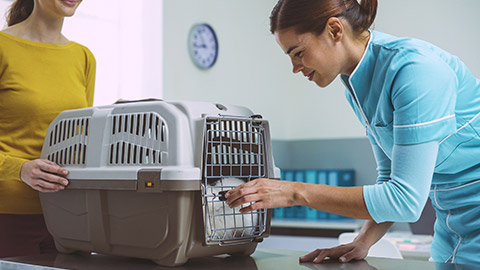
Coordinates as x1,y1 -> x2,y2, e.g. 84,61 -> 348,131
339,256 -> 346,263
63,181 -> 68,185
63,170 -> 68,174
225,192 -> 229,198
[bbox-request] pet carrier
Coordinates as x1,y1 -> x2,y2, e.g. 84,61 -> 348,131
39,99 -> 279,266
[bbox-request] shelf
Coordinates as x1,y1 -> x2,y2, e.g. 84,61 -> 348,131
271,218 -> 364,230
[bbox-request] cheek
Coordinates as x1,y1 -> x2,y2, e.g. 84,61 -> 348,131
303,50 -> 332,72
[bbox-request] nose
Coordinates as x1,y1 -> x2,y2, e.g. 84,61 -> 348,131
291,57 -> 303,74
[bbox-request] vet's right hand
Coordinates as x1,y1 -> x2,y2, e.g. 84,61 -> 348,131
299,240 -> 370,264
20,159 -> 69,192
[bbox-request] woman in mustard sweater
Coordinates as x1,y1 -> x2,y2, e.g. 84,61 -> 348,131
0,0 -> 95,257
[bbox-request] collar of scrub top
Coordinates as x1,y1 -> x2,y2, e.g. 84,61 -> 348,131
340,30 -> 379,115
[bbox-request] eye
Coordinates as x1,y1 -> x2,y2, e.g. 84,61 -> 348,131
294,50 -> 303,58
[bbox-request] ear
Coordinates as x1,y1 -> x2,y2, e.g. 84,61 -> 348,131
325,17 -> 344,42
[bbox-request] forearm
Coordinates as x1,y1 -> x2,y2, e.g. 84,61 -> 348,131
296,182 -> 373,220
0,153 -> 28,181
354,220 -> 393,247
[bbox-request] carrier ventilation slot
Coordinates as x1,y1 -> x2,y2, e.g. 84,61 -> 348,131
46,117 -> 90,166
204,118 -> 266,178
108,112 -> 167,165
202,117 -> 268,243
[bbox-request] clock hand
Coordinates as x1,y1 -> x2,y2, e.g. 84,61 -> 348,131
199,31 -> 208,49
193,42 -> 207,49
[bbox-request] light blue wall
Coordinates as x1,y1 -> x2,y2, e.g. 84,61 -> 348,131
163,0 -> 480,141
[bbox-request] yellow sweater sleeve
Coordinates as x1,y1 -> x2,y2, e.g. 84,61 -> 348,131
0,32 -> 96,213
0,154 -> 28,182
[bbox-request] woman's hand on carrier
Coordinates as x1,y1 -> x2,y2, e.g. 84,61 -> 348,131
299,240 -> 369,264
225,178 -> 303,213
20,159 -> 69,192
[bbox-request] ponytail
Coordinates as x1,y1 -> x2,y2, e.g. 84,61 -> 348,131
357,0 -> 378,32
6,0 -> 34,27
270,0 -> 378,36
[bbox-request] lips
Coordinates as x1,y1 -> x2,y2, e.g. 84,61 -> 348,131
307,71 -> 315,81
61,0 -> 79,7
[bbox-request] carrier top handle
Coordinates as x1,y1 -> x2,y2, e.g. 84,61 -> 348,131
114,98 -> 164,104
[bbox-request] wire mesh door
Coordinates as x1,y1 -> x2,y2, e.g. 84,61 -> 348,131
202,116 -> 269,244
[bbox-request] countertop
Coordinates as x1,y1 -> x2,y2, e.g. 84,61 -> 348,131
0,248 -> 476,270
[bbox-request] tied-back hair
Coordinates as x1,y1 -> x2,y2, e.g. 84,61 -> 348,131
6,0 -> 34,27
270,0 -> 377,36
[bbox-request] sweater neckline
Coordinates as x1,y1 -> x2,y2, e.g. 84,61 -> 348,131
0,31 -> 75,49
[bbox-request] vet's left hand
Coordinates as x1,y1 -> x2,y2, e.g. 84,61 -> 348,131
225,178 -> 301,213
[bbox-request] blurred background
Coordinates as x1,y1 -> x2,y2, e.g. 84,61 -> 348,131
1,0 -> 479,259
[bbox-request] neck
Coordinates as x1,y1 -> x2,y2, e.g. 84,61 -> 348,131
5,7 -> 67,44
342,30 -> 370,76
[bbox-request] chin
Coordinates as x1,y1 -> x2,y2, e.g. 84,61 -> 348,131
315,81 -> 331,88
314,76 -> 336,88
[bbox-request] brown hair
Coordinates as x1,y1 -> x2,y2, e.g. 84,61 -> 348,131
6,0 -> 34,27
270,0 -> 377,36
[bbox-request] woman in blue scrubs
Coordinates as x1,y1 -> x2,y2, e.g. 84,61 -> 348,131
225,0 -> 480,265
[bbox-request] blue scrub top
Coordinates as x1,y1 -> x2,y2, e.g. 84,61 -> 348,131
341,31 -> 480,184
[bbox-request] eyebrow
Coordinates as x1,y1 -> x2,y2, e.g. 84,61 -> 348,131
286,45 -> 298,55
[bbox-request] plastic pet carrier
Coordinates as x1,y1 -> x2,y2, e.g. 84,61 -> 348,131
39,99 -> 279,266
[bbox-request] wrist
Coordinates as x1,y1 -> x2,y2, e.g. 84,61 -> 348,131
292,182 -> 308,206
352,234 -> 375,247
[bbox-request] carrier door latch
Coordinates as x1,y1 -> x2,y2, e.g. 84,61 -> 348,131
137,169 -> 162,192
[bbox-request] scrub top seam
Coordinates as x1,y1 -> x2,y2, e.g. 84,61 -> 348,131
440,111 -> 480,144
445,210 -> 462,264
433,179 -> 480,192
393,114 -> 455,128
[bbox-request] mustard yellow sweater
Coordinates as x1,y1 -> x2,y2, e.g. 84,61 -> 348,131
0,31 -> 95,214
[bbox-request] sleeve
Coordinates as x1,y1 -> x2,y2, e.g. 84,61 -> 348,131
0,153 -> 28,182
84,47 -> 96,106
391,55 -> 457,144
363,141 -> 438,223
371,144 -> 390,184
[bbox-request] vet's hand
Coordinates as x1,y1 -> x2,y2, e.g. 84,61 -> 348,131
225,178 -> 299,213
299,241 -> 369,264
20,159 -> 69,192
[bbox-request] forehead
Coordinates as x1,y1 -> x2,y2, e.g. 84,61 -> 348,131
274,28 -> 312,54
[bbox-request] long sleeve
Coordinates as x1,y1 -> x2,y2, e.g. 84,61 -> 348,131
0,153 -> 28,182
363,141 -> 439,223
84,47 -> 96,106
0,32 -> 95,214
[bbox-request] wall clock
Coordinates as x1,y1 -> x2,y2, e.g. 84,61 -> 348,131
188,23 -> 219,70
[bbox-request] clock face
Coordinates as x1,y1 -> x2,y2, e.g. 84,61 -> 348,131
188,24 -> 218,69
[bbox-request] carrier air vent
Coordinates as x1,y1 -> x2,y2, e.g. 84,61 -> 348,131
108,112 -> 167,165
46,117 -> 90,166
204,118 -> 266,178
202,117 -> 268,243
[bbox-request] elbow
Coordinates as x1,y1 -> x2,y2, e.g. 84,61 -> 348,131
394,200 -> 424,222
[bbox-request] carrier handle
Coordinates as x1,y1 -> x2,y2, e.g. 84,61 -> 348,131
114,98 -> 163,104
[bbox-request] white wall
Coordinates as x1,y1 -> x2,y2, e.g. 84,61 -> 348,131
2,0 -> 479,140
163,0 -> 480,140
0,0 -> 163,106
163,0 -> 300,140
62,0 -> 163,106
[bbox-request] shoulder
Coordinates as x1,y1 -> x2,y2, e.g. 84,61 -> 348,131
70,42 -> 95,56
69,42 -> 96,64
370,32 -> 456,81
